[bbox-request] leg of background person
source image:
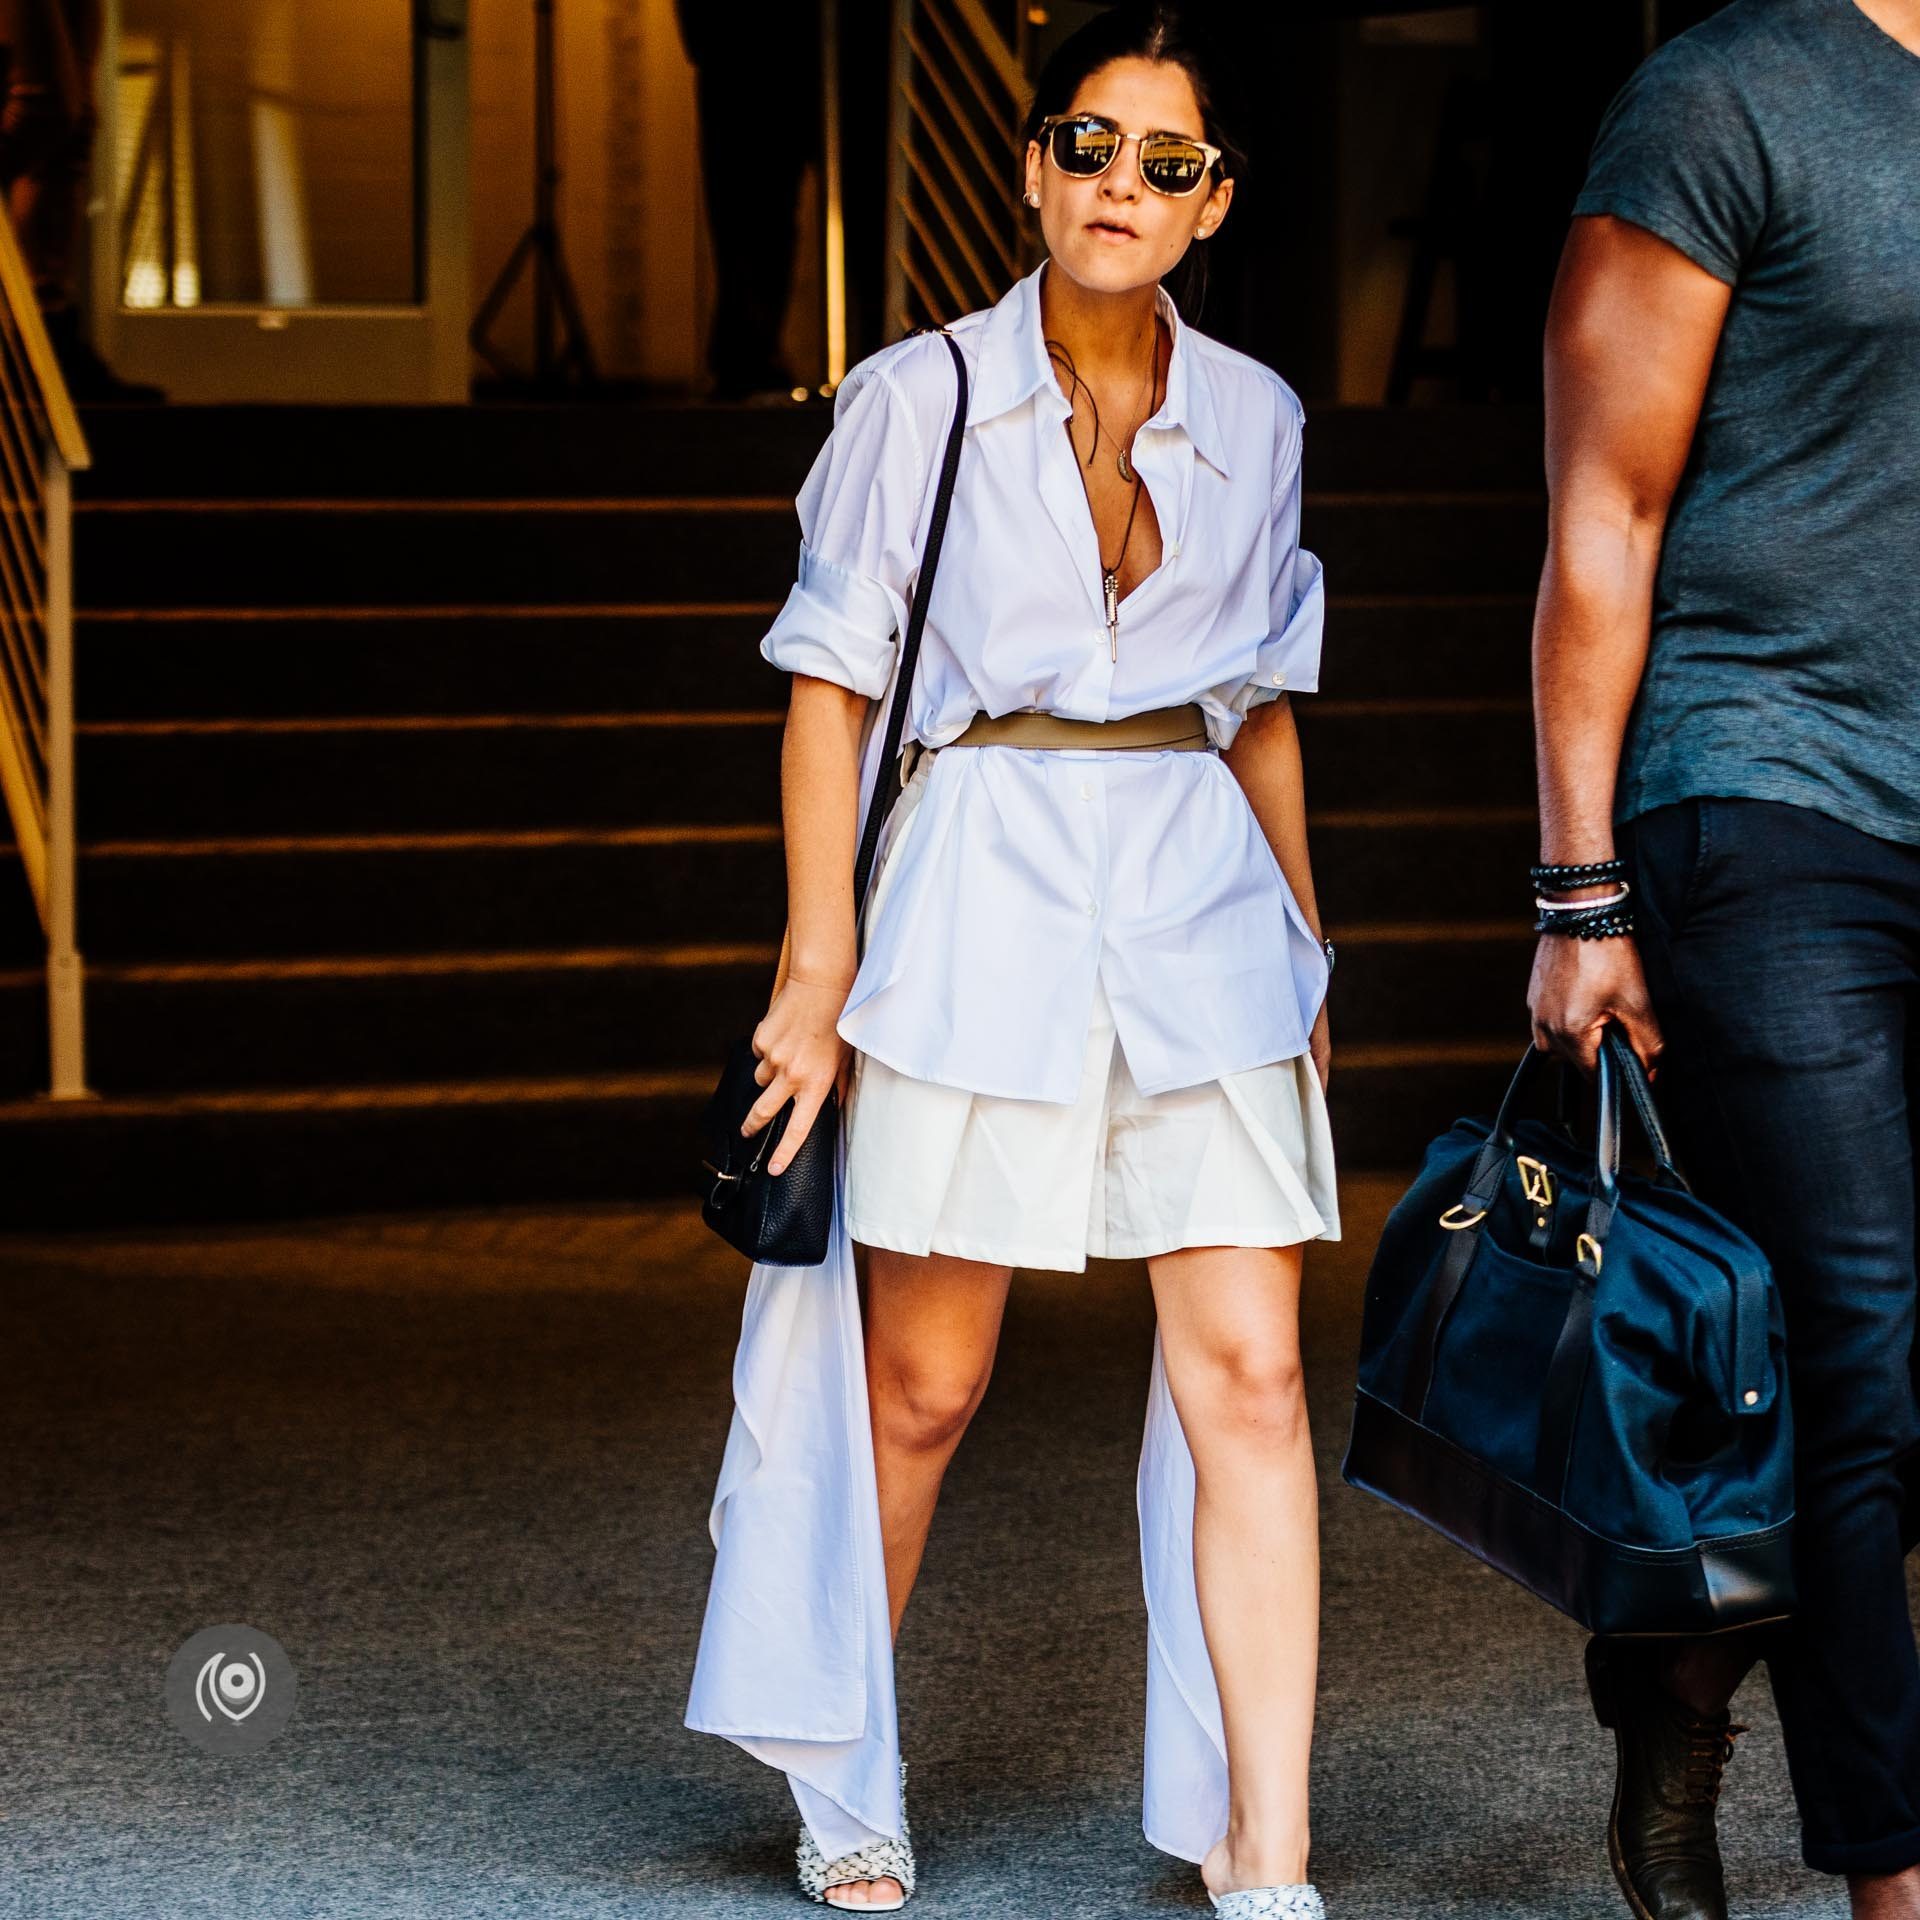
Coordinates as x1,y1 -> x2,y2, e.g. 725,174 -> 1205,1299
694,38 -> 815,397
4,0 -> 90,305
1148,1239 -> 1316,1894
1,0 -> 156,400
1625,798 -> 1920,1896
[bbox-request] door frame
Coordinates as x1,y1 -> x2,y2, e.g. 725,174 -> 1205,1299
90,0 -> 472,402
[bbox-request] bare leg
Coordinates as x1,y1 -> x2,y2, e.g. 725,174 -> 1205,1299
1149,1241 -> 1317,1895
822,1241 -> 1013,1910
1851,1869 -> 1920,1920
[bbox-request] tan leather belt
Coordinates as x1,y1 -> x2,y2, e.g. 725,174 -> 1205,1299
945,701 -> 1212,753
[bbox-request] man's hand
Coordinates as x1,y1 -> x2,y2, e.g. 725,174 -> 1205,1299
1528,934 -> 1664,1078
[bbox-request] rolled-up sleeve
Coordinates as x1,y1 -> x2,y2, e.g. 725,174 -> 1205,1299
759,362 -> 931,699
1228,419 -> 1325,720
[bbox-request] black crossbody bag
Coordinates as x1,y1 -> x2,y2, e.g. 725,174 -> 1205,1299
696,331 -> 970,1267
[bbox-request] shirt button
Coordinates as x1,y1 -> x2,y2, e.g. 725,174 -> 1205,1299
1168,542 -> 1182,559
1085,901 -> 1097,917
1271,671 -> 1286,686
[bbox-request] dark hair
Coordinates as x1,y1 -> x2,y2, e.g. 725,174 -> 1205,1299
1021,2 -> 1244,321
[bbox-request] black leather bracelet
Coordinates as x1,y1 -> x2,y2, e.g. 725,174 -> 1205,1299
1531,858 -> 1625,890
1535,907 -> 1636,940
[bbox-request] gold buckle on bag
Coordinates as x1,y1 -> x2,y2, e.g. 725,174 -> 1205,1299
1439,1205 -> 1488,1231
1517,1156 -> 1555,1207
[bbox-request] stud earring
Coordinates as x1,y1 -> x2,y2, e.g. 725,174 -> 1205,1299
1024,189 -> 1041,208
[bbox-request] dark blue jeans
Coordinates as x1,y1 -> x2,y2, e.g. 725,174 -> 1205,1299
1623,795 -> 1920,1876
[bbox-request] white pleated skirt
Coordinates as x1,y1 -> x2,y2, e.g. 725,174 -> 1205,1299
843,746 -> 1341,1273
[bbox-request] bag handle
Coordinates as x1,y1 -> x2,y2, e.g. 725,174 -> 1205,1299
1403,1026 -> 1674,1428
1477,1027 -> 1687,1209
851,329 -> 969,918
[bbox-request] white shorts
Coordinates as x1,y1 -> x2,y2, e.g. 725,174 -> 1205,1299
843,747 -> 1341,1274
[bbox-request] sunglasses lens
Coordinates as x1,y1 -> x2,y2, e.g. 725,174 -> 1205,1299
1050,116 -> 1118,176
1140,134 -> 1210,194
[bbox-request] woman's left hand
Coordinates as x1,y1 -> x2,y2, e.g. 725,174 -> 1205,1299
1309,1001 -> 1332,1094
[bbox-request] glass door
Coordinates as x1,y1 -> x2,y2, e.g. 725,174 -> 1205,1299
93,0 -> 470,400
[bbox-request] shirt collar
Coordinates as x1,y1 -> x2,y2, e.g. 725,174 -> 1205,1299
966,259 -> 1233,479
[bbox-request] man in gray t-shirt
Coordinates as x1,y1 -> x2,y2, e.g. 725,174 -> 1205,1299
1528,3 -> 1920,1918
1584,0 -> 1920,844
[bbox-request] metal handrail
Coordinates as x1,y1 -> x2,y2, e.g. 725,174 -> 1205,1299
0,205 -> 91,1098
885,0 -> 1033,339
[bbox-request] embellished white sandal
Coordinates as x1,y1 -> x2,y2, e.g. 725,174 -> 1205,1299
1208,1887 -> 1326,1919
795,1759 -> 916,1910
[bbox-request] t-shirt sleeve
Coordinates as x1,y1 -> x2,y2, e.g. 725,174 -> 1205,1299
1572,34 -> 1768,286
1226,407 -> 1324,725
758,361 -> 936,700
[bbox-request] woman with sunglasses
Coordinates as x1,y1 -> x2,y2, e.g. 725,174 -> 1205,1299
685,5 -> 1337,1913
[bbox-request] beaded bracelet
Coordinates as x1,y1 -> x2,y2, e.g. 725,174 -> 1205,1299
1531,858 -> 1625,890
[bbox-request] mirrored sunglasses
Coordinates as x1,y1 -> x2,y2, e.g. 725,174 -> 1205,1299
1037,112 -> 1223,198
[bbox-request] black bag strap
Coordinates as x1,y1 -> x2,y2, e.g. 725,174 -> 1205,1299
850,329 -> 969,918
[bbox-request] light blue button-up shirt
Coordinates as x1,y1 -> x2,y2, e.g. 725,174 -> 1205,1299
758,259 -> 1330,1102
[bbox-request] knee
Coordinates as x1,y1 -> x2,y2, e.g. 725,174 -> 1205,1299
871,1359 -> 987,1457
1179,1341 -> 1310,1453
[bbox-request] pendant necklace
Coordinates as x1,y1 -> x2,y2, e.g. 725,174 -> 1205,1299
1044,324 -> 1161,659
1101,472 -> 1145,662
1045,325 -> 1162,481
1114,334 -> 1159,481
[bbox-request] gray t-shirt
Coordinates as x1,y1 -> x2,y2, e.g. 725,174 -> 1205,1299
1573,0 -> 1920,843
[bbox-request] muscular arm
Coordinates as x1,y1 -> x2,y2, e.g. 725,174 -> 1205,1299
1226,694 -> 1331,1089
1527,214 -> 1733,1073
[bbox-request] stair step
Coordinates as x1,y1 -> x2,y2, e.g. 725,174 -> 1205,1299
1,809 -> 1536,962
73,402 -> 1546,503
76,402 -> 834,501
72,712 -> 787,836
74,593 -> 1532,722
74,495 -> 1547,610
1305,407 -> 1543,493
67,700 -> 1530,838
0,1043 -> 1523,1228
0,944 -> 774,1094
1327,921 -> 1533,1046
76,606 -> 781,721
0,920 -> 1535,1099
0,1069 -> 715,1227
1318,595 -> 1530,699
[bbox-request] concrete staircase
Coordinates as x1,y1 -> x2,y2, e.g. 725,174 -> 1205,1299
0,402 -> 1543,1227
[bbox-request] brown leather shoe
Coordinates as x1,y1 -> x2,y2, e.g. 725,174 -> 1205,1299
1586,1637 -> 1748,1920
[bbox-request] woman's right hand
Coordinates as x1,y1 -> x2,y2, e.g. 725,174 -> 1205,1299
741,974 -> 857,1177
